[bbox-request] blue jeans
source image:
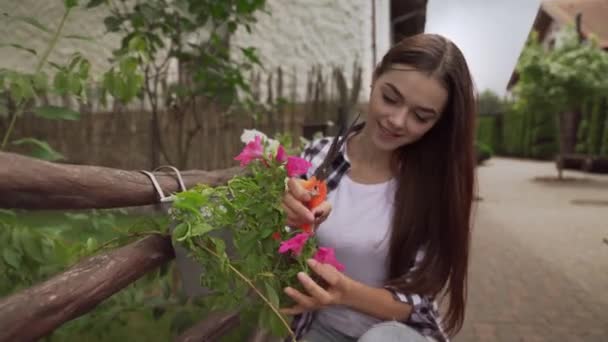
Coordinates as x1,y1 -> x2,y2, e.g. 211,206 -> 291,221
301,319 -> 431,342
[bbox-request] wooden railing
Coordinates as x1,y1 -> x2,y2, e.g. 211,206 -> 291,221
0,151 -> 245,342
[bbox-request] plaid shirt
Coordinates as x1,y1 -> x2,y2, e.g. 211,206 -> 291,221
289,134 -> 448,342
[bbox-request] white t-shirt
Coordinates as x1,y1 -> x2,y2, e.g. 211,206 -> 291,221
315,171 -> 397,337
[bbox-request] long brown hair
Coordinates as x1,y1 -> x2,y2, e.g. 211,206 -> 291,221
380,34 -> 476,336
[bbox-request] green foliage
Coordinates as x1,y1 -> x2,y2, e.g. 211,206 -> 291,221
475,141 -> 493,164
513,27 -> 608,158
515,29 -> 608,114
35,105 -> 81,120
0,209 -> 212,341
65,0 -> 79,9
476,115 -> 496,150
171,141 -> 320,339
0,3 -> 93,153
602,112 -> 608,156
101,0 -> 266,107
273,131 -> 309,156
587,97 -> 607,155
0,220 -> 67,296
12,137 -> 65,161
477,89 -> 506,115
500,106 -> 525,156
0,1 -> 158,154
2,12 -> 52,34
576,98 -> 592,153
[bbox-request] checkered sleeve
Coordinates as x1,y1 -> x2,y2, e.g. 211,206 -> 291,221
384,249 -> 449,342
300,138 -> 331,179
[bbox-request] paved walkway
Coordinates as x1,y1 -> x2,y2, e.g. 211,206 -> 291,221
455,158 -> 608,342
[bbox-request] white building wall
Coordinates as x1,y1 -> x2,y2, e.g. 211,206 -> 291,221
373,0 -> 392,69
1,0 -> 383,103
231,0 -> 376,102
0,1 -> 121,78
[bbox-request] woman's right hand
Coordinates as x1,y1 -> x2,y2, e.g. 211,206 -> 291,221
282,178 -> 332,228
283,178 -> 314,227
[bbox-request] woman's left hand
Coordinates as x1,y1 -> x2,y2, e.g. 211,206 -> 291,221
280,259 -> 355,315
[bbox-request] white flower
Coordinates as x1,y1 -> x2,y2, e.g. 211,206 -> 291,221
240,129 -> 280,154
240,129 -> 266,144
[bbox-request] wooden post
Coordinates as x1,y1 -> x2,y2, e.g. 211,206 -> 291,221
0,151 -> 243,209
0,235 -> 175,342
175,311 -> 240,342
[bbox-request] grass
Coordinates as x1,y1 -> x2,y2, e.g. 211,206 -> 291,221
3,209 -> 264,341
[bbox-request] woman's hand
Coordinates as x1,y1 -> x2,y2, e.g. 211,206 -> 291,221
280,259 -> 354,315
282,178 -> 332,228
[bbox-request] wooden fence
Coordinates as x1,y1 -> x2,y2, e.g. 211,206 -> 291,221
0,151 -> 246,341
1,64 -> 363,171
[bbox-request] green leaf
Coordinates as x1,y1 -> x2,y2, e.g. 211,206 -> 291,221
64,212 -> 89,220
128,35 -> 147,53
68,54 -> 83,71
103,16 -> 123,33
48,61 -> 63,71
53,71 -> 70,94
63,34 -> 94,41
65,0 -> 79,9
119,57 -> 139,74
4,14 -> 51,34
12,138 -> 64,161
9,74 -> 35,103
21,231 -> 44,262
33,72 -> 48,91
68,73 -> 83,94
78,60 -> 91,79
169,310 -> 194,334
210,236 -> 226,256
86,237 -> 98,253
257,272 -> 275,278
34,105 -> 80,120
86,0 -> 106,8
172,222 -> 190,242
0,69 -> 6,89
2,248 -> 21,269
0,209 -> 16,218
0,43 -> 37,56
190,222 -> 215,237
264,282 -> 280,308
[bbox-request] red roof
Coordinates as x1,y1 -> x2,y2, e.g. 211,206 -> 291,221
542,0 -> 608,48
507,0 -> 608,89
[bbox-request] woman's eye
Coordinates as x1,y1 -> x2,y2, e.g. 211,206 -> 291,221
414,112 -> 429,123
382,94 -> 398,104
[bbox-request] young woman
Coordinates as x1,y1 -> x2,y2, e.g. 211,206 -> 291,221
280,33 -> 476,342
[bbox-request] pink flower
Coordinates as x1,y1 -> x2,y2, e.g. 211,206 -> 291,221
278,233 -> 310,256
286,156 -> 312,177
234,135 -> 264,167
276,145 -> 287,163
313,247 -> 345,272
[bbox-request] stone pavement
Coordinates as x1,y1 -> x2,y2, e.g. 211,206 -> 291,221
455,158 -> 608,342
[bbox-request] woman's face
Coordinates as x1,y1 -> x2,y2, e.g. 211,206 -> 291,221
366,64 -> 448,152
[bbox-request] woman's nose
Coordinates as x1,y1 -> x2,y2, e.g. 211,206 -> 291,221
387,106 -> 410,130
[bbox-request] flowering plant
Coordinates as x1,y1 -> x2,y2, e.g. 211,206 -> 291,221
170,129 -> 343,339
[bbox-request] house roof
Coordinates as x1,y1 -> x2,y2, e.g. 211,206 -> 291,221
507,0 -> 608,90
542,0 -> 608,48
